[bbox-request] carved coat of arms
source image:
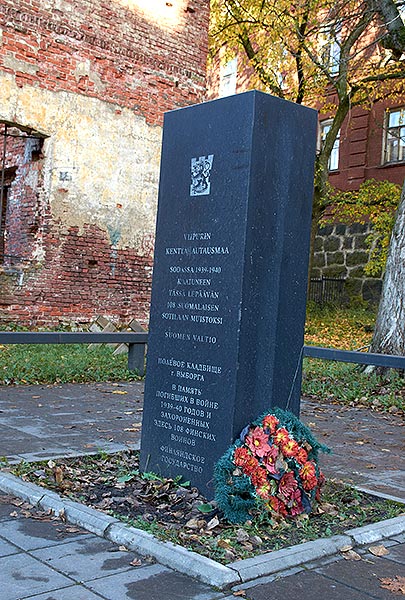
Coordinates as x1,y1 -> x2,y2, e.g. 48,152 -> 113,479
190,155 -> 214,196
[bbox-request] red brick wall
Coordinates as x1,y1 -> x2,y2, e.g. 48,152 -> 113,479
0,0 -> 209,126
0,224 -> 154,327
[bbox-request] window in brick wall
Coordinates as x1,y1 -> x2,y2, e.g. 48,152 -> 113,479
383,107 -> 405,164
320,22 -> 341,76
0,122 -> 46,265
320,120 -> 340,171
219,57 -> 237,97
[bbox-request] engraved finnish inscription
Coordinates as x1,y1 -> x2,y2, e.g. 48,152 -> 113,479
151,228 -> 229,463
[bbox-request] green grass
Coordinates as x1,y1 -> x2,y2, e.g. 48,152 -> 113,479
0,343 -> 140,384
302,358 -> 404,412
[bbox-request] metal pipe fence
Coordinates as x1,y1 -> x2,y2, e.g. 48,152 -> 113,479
1,331 -> 404,376
308,277 -> 346,305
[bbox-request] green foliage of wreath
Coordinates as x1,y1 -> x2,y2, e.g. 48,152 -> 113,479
214,407 -> 330,524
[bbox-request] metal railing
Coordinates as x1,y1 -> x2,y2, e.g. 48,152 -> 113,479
303,345 -> 405,369
308,277 -> 346,305
1,331 -> 404,376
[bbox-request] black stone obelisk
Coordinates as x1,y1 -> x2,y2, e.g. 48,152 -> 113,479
140,91 -> 317,497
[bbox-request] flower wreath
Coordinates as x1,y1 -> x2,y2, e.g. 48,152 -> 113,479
214,407 -> 330,524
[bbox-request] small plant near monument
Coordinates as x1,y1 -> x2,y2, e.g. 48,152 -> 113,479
214,408 -> 329,524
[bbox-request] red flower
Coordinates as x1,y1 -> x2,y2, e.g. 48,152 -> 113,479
315,470 -> 325,500
256,480 -> 271,499
286,488 -> 304,516
233,446 -> 260,476
295,447 -> 308,465
273,427 -> 290,445
246,427 -> 270,458
243,455 -> 261,476
267,495 -> 288,517
262,414 -> 279,434
278,471 -> 299,501
281,438 -> 300,458
250,466 -> 268,489
234,446 -> 251,466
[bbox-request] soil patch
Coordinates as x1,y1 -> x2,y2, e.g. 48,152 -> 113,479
10,450 -> 404,564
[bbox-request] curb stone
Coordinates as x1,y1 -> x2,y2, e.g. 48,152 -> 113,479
106,522 -> 238,588
345,515 -> 405,545
0,471 -> 239,588
228,534 -> 352,582
0,471 -> 404,589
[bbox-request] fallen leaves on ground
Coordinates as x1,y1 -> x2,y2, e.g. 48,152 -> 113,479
380,576 -> 405,595
9,451 -> 404,564
341,548 -> 362,561
369,544 -> 389,557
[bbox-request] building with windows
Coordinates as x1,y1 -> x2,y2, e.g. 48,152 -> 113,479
211,60 -> 405,192
208,4 -> 405,303
0,0 -> 209,327
318,102 -> 405,192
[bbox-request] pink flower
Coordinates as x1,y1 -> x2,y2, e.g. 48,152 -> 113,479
246,427 -> 270,458
262,445 -> 279,474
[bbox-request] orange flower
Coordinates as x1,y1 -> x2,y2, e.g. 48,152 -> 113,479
299,461 -> 316,479
243,455 -> 261,476
234,446 -> 260,476
273,427 -> 290,445
234,446 -> 251,466
262,414 -> 279,434
250,466 -> 268,489
299,461 -> 318,491
267,495 -> 288,517
295,447 -> 308,465
281,438 -> 300,458
256,481 -> 271,499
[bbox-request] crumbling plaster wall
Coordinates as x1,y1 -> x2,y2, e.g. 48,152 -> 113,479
0,0 -> 209,326
1,74 -> 161,254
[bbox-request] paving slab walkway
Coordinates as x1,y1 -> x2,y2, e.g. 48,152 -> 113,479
0,382 -> 404,599
1,382 -> 403,500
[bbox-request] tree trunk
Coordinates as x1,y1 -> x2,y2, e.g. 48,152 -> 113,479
369,179 -> 405,370
367,0 -> 405,59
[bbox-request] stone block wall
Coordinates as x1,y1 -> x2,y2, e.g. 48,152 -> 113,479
312,223 -> 383,304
